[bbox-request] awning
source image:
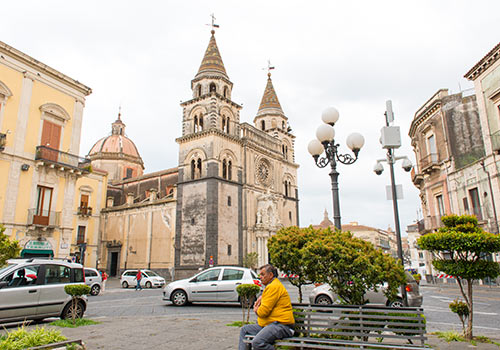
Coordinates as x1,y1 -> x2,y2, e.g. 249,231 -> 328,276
21,249 -> 54,257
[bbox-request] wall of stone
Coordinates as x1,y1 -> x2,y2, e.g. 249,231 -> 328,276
217,182 -> 239,265
179,181 -> 207,266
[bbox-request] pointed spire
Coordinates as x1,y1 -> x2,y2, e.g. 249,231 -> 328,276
257,72 -> 284,114
112,107 -> 125,136
196,30 -> 228,79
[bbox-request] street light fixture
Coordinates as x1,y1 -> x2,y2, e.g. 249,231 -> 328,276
308,107 -> 365,230
373,100 -> 412,306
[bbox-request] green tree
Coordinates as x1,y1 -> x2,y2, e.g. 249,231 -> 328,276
64,284 -> 91,325
418,215 -> 500,340
268,226 -> 316,302
302,227 -> 406,305
243,252 -> 259,270
0,225 -> 21,267
236,284 -> 261,324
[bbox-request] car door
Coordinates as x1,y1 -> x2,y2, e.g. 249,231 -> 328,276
0,265 -> 42,321
37,264 -> 72,317
217,268 -> 244,302
188,268 -> 221,301
365,284 -> 387,305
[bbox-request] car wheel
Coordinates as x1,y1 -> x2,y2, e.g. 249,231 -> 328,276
90,284 -> 101,296
122,281 -> 129,288
315,295 -> 333,305
145,281 -> 152,288
389,299 -> 404,308
171,290 -> 188,306
61,300 -> 85,320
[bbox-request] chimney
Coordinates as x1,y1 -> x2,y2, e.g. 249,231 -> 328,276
149,188 -> 158,201
127,193 -> 135,205
106,196 -> 114,208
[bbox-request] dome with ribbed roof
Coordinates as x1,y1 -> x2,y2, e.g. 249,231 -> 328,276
88,112 -> 144,181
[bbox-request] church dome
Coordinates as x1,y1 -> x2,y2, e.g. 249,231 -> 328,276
88,112 -> 144,181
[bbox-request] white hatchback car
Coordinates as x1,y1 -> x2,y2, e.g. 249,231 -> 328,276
84,268 -> 103,296
120,270 -> 166,289
163,266 -> 261,306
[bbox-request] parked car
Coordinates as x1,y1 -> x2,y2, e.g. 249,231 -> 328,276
309,272 -> 423,307
120,269 -> 166,288
84,268 -> 103,296
0,258 -> 87,323
163,266 -> 262,306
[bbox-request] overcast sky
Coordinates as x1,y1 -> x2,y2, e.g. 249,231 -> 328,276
2,1 -> 499,234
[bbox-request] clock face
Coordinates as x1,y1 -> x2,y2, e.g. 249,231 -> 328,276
256,159 -> 271,185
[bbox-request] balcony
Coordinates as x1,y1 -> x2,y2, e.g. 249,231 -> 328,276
77,207 -> 93,217
27,209 -> 61,228
419,215 -> 445,233
490,130 -> 500,153
411,167 -> 424,187
35,146 -> 91,173
419,153 -> 440,174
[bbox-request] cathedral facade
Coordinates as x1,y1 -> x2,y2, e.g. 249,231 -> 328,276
95,30 -> 299,280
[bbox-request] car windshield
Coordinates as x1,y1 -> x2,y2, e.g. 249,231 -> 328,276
0,264 -> 15,275
145,270 -> 159,277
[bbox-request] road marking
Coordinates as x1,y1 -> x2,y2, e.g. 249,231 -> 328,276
425,307 -> 497,315
428,321 -> 500,331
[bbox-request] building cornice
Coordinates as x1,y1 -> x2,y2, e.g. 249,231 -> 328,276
180,91 -> 242,109
176,128 -> 243,145
464,42 -> 500,81
0,41 -> 92,96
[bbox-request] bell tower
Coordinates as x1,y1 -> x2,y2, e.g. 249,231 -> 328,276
174,27 -> 243,278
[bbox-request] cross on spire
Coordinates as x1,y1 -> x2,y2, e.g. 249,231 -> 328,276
206,13 -> 220,33
263,59 -> 275,77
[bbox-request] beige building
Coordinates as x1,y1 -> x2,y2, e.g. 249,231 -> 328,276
0,41 -> 107,265
91,30 -> 299,279
315,210 -> 398,257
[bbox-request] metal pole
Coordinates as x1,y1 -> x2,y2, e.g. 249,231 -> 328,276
330,164 -> 341,230
388,149 -> 408,306
385,101 -> 408,306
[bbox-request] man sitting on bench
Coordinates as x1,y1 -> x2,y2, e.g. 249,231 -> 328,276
238,264 -> 295,350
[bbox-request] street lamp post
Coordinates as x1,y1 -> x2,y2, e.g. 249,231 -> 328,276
308,107 -> 365,230
373,100 -> 413,306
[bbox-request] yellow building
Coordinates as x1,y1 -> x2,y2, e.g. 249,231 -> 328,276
0,41 -> 107,266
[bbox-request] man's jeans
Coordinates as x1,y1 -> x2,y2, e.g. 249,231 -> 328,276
239,321 -> 293,350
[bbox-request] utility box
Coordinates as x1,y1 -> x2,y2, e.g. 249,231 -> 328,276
380,126 -> 401,149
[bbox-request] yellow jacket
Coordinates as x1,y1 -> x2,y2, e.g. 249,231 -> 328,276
257,278 -> 294,327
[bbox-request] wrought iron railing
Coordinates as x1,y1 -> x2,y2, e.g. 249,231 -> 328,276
35,146 -> 91,171
27,208 -> 61,227
419,153 -> 439,170
77,207 -> 93,217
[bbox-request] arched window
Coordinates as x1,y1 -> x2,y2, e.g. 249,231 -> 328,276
196,158 -> 202,178
284,181 -> 289,197
222,117 -> 226,133
194,115 -> 203,132
210,83 -> 216,93
225,116 -> 230,133
228,160 -> 232,180
197,85 -> 202,97
222,159 -> 227,179
223,86 -> 228,98
282,121 -> 285,130
261,120 -> 265,131
191,158 -> 202,179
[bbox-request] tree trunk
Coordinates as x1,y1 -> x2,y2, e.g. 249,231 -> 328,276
298,285 -> 303,303
465,280 -> 473,341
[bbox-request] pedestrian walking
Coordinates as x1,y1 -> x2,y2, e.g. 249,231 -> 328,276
135,269 -> 143,290
101,270 -> 108,292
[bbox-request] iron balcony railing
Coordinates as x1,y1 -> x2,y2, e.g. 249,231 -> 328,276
27,208 -> 61,227
419,153 -> 439,171
77,207 -> 93,217
35,146 -> 91,171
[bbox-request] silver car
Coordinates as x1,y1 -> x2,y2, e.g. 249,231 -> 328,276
309,272 -> 423,307
0,258 -> 87,323
120,269 -> 166,288
163,266 -> 262,306
84,268 -> 103,296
